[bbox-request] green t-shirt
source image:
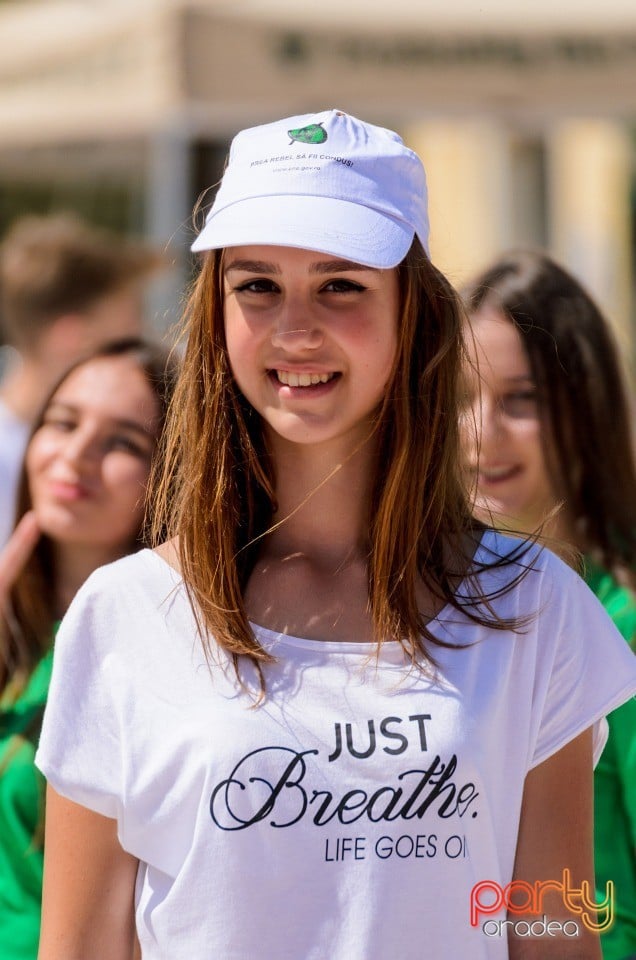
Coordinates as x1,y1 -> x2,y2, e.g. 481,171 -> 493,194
0,647 -> 53,960
586,559 -> 636,960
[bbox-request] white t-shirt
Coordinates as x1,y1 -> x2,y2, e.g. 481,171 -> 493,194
36,532 -> 636,960
0,397 -> 29,546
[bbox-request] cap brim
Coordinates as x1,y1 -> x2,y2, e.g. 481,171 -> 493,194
191,195 -> 414,269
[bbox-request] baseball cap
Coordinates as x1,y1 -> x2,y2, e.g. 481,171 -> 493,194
191,109 -> 429,269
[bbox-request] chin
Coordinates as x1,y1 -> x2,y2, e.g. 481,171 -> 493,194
473,496 -> 517,529
265,418 -> 340,447
33,506 -> 77,540
34,510 -> 97,547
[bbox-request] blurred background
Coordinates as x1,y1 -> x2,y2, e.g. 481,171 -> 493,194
0,0 -> 634,363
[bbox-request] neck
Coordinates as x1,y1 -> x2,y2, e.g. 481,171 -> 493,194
264,431 -> 378,569
493,504 -> 578,553
52,541 -> 132,618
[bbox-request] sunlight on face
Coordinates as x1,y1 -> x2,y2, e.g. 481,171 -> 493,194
223,244 -> 399,457
26,355 -> 160,554
461,306 -> 557,533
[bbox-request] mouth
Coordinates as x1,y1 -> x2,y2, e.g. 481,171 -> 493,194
478,465 -> 521,485
270,369 -> 340,389
47,480 -> 92,502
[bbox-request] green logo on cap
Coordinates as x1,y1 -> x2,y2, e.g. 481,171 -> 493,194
288,122 -> 327,145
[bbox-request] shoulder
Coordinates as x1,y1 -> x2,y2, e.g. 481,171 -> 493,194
476,532 -> 634,667
50,549 -> 199,700
153,537 -> 180,573
468,530 -> 624,651
473,528 -> 581,600
79,547 -> 180,598
58,548 -> 186,648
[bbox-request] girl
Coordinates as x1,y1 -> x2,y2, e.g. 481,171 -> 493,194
0,337 -> 176,960
462,248 -> 636,959
36,111 -> 636,960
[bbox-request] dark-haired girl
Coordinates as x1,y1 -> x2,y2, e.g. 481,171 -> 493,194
463,249 -> 636,959
0,338 -> 176,959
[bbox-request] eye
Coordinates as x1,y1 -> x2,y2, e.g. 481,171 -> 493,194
42,416 -> 76,433
106,435 -> 150,458
321,278 -> 366,294
501,391 -> 539,419
234,278 -> 280,294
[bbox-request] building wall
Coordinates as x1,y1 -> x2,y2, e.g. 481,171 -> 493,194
0,2 -> 633,351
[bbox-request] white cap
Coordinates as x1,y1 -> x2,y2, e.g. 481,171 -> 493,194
191,109 -> 429,268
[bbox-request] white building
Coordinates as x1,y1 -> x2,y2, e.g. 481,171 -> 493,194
0,0 -> 634,351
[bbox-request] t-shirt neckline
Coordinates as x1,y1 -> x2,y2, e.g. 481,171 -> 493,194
143,529 -> 489,651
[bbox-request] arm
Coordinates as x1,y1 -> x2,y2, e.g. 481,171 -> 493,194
509,727 -> 602,960
38,786 -> 139,960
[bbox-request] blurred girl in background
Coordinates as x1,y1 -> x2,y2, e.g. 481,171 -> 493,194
463,249 -> 636,960
0,337 -> 176,960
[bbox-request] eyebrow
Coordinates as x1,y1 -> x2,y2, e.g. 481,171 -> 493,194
46,402 -> 156,440
224,258 -> 382,275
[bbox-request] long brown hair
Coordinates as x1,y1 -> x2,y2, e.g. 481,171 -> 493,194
0,337 -> 178,696
152,239 -> 530,689
464,249 -> 636,589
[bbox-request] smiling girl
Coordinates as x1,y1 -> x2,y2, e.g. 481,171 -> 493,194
462,249 -> 636,959
0,338 -> 176,960
35,112 -> 636,960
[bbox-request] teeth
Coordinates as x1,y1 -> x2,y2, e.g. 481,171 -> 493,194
276,370 -> 334,387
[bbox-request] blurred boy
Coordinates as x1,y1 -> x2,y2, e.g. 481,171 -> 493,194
0,213 -> 163,544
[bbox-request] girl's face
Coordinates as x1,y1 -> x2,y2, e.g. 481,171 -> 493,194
26,355 -> 160,552
223,245 -> 399,453
461,306 -> 557,533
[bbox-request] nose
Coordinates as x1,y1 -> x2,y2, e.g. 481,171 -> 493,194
269,296 -> 324,352
472,395 -> 506,458
59,427 -> 100,470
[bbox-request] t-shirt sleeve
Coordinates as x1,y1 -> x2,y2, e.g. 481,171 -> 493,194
529,563 -> 636,770
35,571 -> 127,821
